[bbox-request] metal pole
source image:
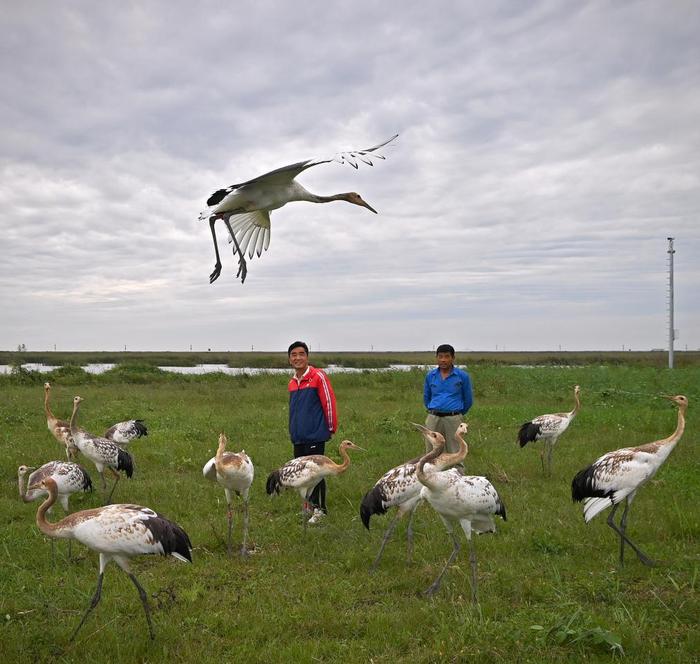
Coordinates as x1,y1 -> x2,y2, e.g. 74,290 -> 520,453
667,237 -> 675,369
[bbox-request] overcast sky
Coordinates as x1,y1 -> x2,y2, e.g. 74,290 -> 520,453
2,1 -> 698,353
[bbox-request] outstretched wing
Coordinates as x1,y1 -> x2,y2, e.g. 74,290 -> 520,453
224,210 -> 272,259
202,134 -> 399,207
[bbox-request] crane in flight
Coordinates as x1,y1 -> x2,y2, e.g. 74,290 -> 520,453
199,134 -> 398,284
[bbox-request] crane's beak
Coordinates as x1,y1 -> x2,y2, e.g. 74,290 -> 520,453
351,444 -> 367,452
360,200 -> 377,214
410,422 -> 431,433
27,482 -> 41,492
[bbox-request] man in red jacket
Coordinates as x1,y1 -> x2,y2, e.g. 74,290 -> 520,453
288,341 -> 338,524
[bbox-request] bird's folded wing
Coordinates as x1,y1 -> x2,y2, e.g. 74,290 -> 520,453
226,211 -> 271,258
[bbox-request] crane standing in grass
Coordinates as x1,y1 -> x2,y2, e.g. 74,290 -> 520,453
44,382 -> 78,459
203,433 -> 254,557
29,476 -> 192,641
69,396 -> 133,503
518,385 -> 581,476
17,461 -> 93,560
571,394 -> 688,567
360,423 -> 469,571
266,440 -> 364,528
416,438 -> 506,602
199,134 -> 398,283
104,419 -> 148,446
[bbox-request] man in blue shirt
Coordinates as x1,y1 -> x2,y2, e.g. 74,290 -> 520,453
423,344 -> 473,466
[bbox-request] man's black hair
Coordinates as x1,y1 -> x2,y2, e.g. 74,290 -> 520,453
436,343 -> 455,356
288,340 -> 309,356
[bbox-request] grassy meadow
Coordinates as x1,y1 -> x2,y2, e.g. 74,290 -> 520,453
1,363 -> 698,663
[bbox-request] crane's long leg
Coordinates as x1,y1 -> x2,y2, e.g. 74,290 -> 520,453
606,502 -> 657,567
424,523 -> 461,597
209,217 -> 224,283
226,501 -> 233,558
127,572 -> 155,640
222,217 -> 248,284
370,512 -> 401,573
105,468 -> 121,504
468,537 -> 478,604
406,501 -> 420,564
240,498 -> 250,557
546,439 -> 555,477
70,572 -> 104,641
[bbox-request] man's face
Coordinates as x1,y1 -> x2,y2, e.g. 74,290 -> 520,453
289,347 -> 309,373
436,351 -> 454,371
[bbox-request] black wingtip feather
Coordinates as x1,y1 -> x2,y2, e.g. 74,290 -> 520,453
360,486 -> 387,530
145,515 -> 193,562
117,448 -> 134,478
266,470 -> 281,495
518,421 -> 541,447
571,464 -> 609,502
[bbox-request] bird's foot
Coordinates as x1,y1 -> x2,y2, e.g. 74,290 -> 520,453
209,262 -> 222,284
235,256 -> 248,284
422,583 -> 441,598
239,546 -> 250,558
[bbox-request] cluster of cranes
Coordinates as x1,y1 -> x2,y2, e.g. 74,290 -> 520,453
19,381 -> 689,641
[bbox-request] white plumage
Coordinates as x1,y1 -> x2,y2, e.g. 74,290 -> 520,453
199,134 -> 398,284
69,396 -> 134,502
518,384 -> 581,475
203,432 -> 254,556
104,419 -> 148,446
18,461 -> 92,512
416,442 -> 506,602
266,440 -> 364,526
360,423 -> 469,570
572,394 -> 688,566
29,476 -> 192,641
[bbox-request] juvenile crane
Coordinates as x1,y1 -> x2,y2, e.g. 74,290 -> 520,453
360,423 -> 469,571
29,476 -> 192,641
518,384 -> 581,476
44,382 -> 77,459
266,440 -> 364,527
69,396 -> 133,503
18,461 -> 93,559
416,439 -> 506,602
200,134 -> 398,283
104,419 -> 148,446
571,394 -> 688,567
203,433 -> 254,557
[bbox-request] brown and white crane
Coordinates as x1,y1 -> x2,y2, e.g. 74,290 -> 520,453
416,437 -> 506,602
266,440 -> 364,527
44,382 -> 77,459
203,432 -> 254,557
29,476 -> 192,641
360,423 -> 469,571
571,394 -> 688,567
518,385 -> 581,476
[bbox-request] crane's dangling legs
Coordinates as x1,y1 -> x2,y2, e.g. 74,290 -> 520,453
222,217 -> 248,284
208,217 -> 223,283
606,502 -> 658,567
424,521 -> 461,597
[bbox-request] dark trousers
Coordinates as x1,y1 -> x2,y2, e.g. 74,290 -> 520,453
293,441 -> 327,512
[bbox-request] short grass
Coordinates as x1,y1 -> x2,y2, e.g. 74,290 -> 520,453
1,365 -> 698,663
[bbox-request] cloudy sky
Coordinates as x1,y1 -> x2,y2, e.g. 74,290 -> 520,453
2,1 -> 698,353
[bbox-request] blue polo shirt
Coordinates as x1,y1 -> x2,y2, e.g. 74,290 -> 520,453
423,366 -> 473,414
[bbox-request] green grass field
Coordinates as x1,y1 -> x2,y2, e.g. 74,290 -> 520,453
1,365 -> 698,662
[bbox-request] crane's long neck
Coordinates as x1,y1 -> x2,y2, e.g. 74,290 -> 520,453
44,386 -> 56,425
662,403 -> 687,450
309,192 -> 350,204
569,389 -> 581,420
215,436 -> 227,471
331,445 -> 352,475
436,431 -> 468,469
416,444 -> 445,489
17,472 -> 28,502
69,400 -> 81,437
35,483 -> 67,539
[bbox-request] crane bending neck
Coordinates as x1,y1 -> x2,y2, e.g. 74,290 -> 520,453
35,481 -> 63,538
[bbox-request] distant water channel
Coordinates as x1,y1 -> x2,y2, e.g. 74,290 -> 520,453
0,363 -> 429,376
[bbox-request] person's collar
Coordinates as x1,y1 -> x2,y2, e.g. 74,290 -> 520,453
293,365 -> 313,382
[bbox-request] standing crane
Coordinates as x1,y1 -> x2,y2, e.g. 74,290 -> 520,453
203,433 -> 254,557
571,394 -> 688,567
416,438 -> 506,602
69,396 -> 133,503
199,134 -> 398,283
44,382 -> 78,459
518,385 -> 581,476
29,476 -> 192,641
360,423 -> 469,571
104,419 -> 148,446
18,461 -> 93,560
266,440 -> 364,527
